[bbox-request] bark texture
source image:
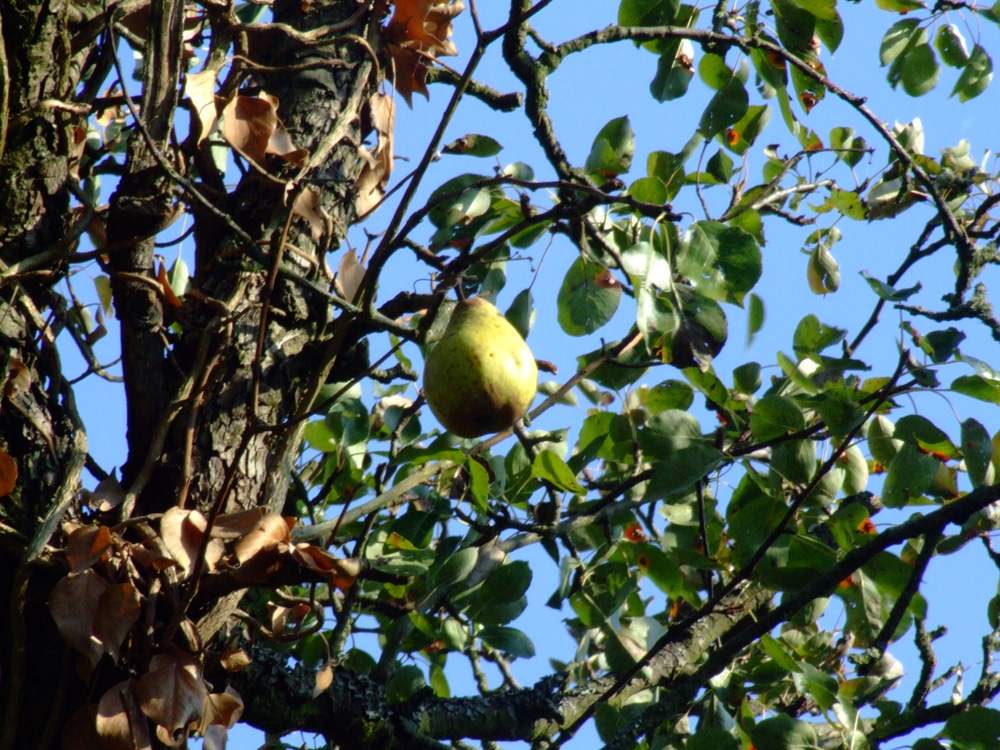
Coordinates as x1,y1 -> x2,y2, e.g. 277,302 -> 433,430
0,0 -> 379,745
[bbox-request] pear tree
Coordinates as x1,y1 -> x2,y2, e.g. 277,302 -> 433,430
5,1 -> 1000,749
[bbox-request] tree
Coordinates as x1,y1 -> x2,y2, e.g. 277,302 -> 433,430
4,0 -> 1000,747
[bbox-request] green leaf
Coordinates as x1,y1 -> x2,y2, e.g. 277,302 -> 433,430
479,560 -> 532,605
829,188 -> 867,220
557,257 -> 622,336
167,256 -> 190,298
807,244 -> 840,294
646,381 -> 695,412
94,275 -> 114,316
772,0 -> 817,53
618,0 -> 680,26
647,150 -> 689,199
532,449 -> 586,494
698,54 -> 746,89
721,104 -> 772,155
860,271 -> 921,301
942,706 -> 1000,748
639,409 -> 703,456
790,0 -> 837,21
952,44 -> 993,101
505,288 -> 535,340
687,727 -> 740,750
830,126 -> 867,167
627,176 -> 667,203
386,665 -> 426,704
478,626 -> 536,658
841,444 -> 870,494
750,396 -> 805,441
793,314 -> 846,356
585,116 -> 635,177
935,24 -> 969,67
733,362 -> 762,395
699,78 -> 749,138
747,292 -> 765,347
428,174 -> 491,228
653,289 -> 729,371
951,374 -> 1000,404
436,547 -> 479,587
868,415 -> 903,466
922,327 -> 967,363
706,149 -> 735,183
442,134 -> 503,157
962,418 -> 994,488
883,443 -> 940,507
578,342 -> 650,390
899,44 -> 941,97
760,633 -> 802,672
876,0 -> 926,12
771,438 -> 816,484
815,10 -> 844,53
750,715 -> 818,750
647,444 -> 724,500
621,241 -> 672,291
679,221 -> 763,303
895,415 -> 959,457
649,43 -> 696,101
880,19 -> 922,66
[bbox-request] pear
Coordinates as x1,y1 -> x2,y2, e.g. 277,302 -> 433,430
423,297 -> 538,438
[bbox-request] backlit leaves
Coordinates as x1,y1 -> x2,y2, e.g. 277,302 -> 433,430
585,116 -> 635,178
557,257 -> 622,336
383,0 -> 465,106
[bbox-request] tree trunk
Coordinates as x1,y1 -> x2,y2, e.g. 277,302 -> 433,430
0,0 -> 379,744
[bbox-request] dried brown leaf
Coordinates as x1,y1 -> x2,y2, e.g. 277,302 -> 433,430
291,187 -> 326,242
157,261 -> 184,308
424,1 -> 465,56
61,704 -> 104,750
292,545 -> 360,592
268,603 -> 293,635
65,524 -> 113,571
371,92 -> 395,137
96,679 -> 152,750
200,686 -> 244,733
160,507 -> 224,579
88,472 -> 125,513
49,569 -> 108,669
335,249 -> 367,303
385,45 -> 430,107
354,145 -> 389,216
267,124 -> 309,166
219,647 -> 251,673
234,512 -> 292,563
185,68 -> 218,145
93,582 -> 142,663
212,507 -> 268,540
136,650 -> 208,745
313,663 -> 334,697
0,448 -> 17,497
384,1 -> 463,105
221,95 -> 277,164
129,541 -> 176,571
6,357 -> 32,397
202,725 -> 229,750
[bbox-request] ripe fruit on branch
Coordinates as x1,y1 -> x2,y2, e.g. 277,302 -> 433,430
422,297 -> 538,438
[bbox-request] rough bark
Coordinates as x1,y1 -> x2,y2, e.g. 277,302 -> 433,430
0,0 -> 379,745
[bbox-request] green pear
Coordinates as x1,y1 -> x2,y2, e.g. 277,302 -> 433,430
423,297 -> 538,438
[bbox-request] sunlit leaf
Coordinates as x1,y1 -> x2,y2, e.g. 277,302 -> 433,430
952,44 -> 993,101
